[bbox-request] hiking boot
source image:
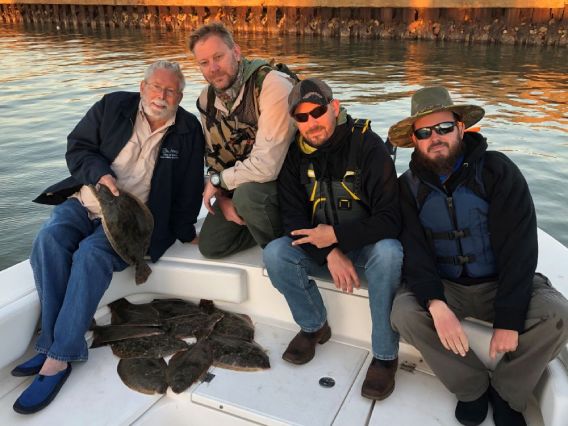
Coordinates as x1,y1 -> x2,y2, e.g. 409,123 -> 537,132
361,357 -> 398,400
282,322 -> 331,365
455,388 -> 489,426
489,386 -> 526,426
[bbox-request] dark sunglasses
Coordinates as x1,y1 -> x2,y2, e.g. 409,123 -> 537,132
293,104 -> 328,122
413,121 -> 457,140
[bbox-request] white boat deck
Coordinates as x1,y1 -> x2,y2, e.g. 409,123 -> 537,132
0,228 -> 566,425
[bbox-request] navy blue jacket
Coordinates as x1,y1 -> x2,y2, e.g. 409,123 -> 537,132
34,91 -> 205,262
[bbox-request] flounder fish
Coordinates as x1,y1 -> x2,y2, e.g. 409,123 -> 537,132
111,334 -> 189,359
165,312 -> 224,340
199,299 -> 254,341
167,340 -> 213,394
91,325 -> 164,348
117,358 -> 168,395
151,298 -> 203,320
103,298 -> 270,394
209,335 -> 270,371
210,312 -> 255,341
109,298 -> 162,326
89,184 -> 153,284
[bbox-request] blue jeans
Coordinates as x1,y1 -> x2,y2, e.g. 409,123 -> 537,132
30,199 -> 127,362
263,236 -> 403,360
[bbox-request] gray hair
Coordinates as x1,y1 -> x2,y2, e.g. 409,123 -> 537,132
189,22 -> 235,53
144,60 -> 186,92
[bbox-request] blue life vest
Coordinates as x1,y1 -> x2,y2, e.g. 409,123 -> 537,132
300,119 -> 371,226
403,160 -> 497,279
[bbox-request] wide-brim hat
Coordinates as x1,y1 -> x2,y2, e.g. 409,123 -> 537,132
388,86 -> 485,148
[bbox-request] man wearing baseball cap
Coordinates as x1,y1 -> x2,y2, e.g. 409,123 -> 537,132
389,86 -> 568,425
263,78 -> 403,400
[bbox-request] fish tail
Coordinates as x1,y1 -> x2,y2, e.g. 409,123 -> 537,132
135,262 -> 152,285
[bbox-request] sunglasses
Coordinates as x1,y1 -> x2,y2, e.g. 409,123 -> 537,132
293,104 -> 328,123
413,121 -> 457,140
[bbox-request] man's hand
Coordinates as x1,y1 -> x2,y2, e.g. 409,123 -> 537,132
291,224 -> 338,248
326,248 -> 360,293
217,193 -> 245,225
489,328 -> 519,359
203,180 -> 221,215
428,300 -> 469,357
98,174 -> 119,196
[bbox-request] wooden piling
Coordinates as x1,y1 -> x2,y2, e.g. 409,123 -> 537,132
0,3 -> 566,48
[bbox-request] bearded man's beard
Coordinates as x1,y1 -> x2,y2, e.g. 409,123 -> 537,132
414,137 -> 465,176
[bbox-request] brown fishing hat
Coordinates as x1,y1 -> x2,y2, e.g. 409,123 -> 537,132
388,86 -> 485,148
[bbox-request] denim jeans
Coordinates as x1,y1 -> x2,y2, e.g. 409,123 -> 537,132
30,198 -> 128,362
263,236 -> 403,360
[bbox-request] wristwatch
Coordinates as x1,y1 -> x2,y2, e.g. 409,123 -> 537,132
210,172 -> 222,188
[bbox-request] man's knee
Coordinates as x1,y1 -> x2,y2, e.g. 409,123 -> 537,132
31,220 -> 76,265
390,291 -> 427,334
367,239 -> 403,268
366,239 -> 403,290
530,274 -> 568,339
233,182 -> 277,213
198,238 -> 227,259
263,236 -> 293,269
33,224 -> 59,251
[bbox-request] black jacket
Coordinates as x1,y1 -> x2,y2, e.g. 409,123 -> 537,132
399,132 -> 537,332
34,92 -> 205,262
278,115 -> 401,264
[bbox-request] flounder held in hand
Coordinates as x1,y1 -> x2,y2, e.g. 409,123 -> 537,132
89,184 -> 153,284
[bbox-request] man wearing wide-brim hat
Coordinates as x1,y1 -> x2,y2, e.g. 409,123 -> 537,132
389,86 -> 568,426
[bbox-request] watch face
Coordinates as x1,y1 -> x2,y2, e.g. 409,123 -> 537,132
211,173 -> 221,187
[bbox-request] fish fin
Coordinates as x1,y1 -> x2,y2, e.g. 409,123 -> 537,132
199,299 -> 216,314
135,262 -> 152,285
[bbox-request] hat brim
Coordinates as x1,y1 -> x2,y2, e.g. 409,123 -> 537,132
388,105 -> 485,148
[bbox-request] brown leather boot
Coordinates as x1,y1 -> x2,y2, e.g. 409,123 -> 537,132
361,357 -> 398,400
282,322 -> 331,365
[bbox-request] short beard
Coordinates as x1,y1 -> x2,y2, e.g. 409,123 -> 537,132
414,137 -> 465,176
303,126 -> 329,146
141,96 -> 177,122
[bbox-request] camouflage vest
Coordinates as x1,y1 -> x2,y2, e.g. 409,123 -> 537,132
196,60 -> 274,173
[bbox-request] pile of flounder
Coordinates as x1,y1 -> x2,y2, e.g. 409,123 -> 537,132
91,298 -> 270,394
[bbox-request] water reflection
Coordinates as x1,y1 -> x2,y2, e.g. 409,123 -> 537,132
0,24 -> 567,270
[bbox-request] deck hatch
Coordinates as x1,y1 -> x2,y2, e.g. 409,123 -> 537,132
192,322 -> 368,426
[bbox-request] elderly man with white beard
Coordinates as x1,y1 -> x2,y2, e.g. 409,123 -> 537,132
11,60 -> 205,415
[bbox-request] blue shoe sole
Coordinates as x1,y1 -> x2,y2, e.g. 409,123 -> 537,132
11,354 -> 48,377
13,364 -> 72,415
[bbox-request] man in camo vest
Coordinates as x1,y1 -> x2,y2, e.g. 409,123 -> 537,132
190,22 -> 296,258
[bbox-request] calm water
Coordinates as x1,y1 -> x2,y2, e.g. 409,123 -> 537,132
1,24 -> 567,271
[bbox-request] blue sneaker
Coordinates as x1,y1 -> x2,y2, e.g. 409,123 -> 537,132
13,364 -> 72,414
11,353 -> 48,377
